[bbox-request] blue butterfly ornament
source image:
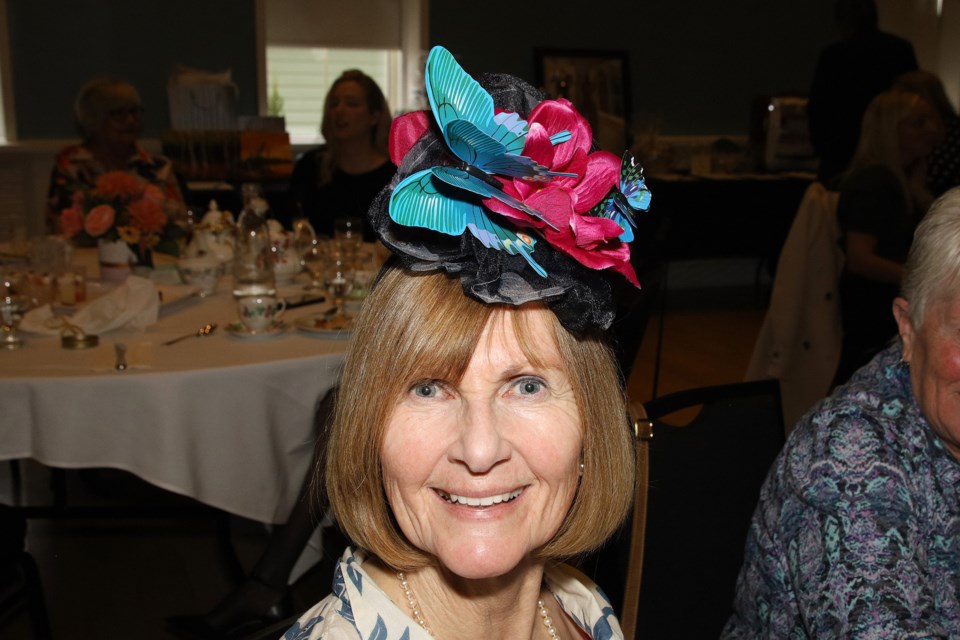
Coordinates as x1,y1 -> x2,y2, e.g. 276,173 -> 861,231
389,45 -> 577,278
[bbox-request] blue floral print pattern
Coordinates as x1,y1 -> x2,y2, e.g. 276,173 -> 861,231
723,344 -> 960,638
287,547 -> 624,638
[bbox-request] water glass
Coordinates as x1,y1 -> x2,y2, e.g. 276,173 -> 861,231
0,293 -> 29,349
334,217 -> 363,251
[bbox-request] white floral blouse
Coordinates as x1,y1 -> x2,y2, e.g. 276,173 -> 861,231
283,547 -> 623,639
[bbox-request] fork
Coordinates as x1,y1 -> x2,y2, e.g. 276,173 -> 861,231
162,323 -> 218,346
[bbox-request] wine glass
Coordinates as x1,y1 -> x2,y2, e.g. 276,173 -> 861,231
333,216 -> 363,253
301,244 -> 327,292
0,293 -> 30,349
324,251 -> 354,319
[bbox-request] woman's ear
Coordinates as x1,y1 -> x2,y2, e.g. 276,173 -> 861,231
892,297 -> 914,362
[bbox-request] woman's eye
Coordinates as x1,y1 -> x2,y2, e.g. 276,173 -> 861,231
412,381 -> 439,398
515,377 -> 545,396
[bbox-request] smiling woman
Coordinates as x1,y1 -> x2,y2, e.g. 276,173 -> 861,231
285,46 -> 646,640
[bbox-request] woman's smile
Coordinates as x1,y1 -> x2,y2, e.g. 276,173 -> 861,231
435,487 -> 524,507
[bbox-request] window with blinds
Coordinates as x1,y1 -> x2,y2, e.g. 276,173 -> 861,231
266,46 -> 403,145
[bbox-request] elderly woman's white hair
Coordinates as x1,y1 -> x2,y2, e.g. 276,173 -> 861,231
73,78 -> 142,141
901,187 -> 960,327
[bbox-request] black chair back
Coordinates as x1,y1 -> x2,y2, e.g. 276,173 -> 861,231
0,505 -> 52,639
629,379 -> 785,639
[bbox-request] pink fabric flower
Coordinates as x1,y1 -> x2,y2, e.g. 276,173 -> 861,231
83,204 -> 116,237
483,99 -> 638,285
59,206 -> 84,238
390,111 -> 432,166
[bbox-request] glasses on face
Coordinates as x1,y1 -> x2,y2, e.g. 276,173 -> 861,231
107,106 -> 145,121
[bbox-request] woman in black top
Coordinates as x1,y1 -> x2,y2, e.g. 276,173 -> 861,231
833,88 -> 942,384
288,70 -> 396,240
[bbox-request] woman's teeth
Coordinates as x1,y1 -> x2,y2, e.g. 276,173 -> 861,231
437,488 -> 522,507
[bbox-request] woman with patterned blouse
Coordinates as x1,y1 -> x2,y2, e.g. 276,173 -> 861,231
283,46 -> 648,640
724,187 -> 960,638
45,78 -> 184,236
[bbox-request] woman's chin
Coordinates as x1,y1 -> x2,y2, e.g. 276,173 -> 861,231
433,542 -> 531,581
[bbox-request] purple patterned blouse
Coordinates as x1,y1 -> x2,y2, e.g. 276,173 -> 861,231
723,343 -> 960,638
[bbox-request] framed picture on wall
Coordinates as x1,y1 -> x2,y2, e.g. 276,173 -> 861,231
534,49 -> 630,152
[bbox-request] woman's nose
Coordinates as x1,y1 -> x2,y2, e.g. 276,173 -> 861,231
453,401 -> 510,473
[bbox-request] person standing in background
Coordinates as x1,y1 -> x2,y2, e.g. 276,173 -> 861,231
807,0 -> 918,185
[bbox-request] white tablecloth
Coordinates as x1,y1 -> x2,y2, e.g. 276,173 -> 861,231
0,267 -> 348,524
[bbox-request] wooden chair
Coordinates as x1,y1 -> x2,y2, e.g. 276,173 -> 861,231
620,380 -> 786,639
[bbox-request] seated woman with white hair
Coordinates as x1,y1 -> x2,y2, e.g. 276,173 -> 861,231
723,186 -> 960,638
45,77 -> 184,237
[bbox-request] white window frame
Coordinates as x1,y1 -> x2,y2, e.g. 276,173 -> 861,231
0,0 -> 17,143
255,0 -> 427,149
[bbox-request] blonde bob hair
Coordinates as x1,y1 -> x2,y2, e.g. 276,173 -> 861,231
324,265 -> 636,570
901,186 -> 960,328
847,89 -> 927,176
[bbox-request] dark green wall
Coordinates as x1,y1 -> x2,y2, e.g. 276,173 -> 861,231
430,0 -> 837,135
7,0 -> 258,139
6,1 -> 840,138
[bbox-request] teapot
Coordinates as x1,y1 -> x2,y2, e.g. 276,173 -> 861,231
184,200 -> 235,263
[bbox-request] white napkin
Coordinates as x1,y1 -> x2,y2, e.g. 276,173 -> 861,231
21,276 -> 159,335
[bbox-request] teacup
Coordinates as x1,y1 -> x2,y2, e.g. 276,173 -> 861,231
236,294 -> 286,333
177,257 -> 223,296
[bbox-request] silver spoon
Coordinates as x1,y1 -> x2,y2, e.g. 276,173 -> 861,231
114,343 -> 128,371
162,323 -> 218,346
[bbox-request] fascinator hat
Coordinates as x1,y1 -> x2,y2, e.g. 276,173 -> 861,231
369,46 -> 651,335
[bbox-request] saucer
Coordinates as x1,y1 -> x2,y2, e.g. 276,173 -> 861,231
294,314 -> 353,339
225,320 -> 288,340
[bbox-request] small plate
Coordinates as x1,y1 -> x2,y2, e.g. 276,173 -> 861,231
294,314 -> 353,339
225,320 -> 288,339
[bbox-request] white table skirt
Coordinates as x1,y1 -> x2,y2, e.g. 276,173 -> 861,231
0,266 -> 348,524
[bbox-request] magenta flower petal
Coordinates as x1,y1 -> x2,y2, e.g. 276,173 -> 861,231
571,152 -> 621,213
390,111 -> 431,165
527,99 -> 593,166
523,122 -> 556,167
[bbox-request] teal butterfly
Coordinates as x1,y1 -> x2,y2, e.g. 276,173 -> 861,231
389,46 -> 575,277
587,151 -> 652,242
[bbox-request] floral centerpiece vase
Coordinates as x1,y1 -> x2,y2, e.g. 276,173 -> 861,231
58,170 -> 182,282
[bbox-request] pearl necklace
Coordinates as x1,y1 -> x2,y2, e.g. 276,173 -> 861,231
396,571 -> 561,639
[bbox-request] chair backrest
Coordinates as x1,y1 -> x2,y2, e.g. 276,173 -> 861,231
621,380 -> 785,640
0,506 -> 52,639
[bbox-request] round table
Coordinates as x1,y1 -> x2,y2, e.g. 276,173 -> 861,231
0,263 -> 349,524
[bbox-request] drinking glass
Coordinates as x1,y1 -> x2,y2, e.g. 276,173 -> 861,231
301,243 -> 327,292
0,293 -> 30,349
333,216 -> 363,252
324,251 -> 354,319
292,217 -> 317,269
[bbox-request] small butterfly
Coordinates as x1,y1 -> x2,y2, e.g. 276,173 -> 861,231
587,151 -> 652,242
390,46 -> 575,277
